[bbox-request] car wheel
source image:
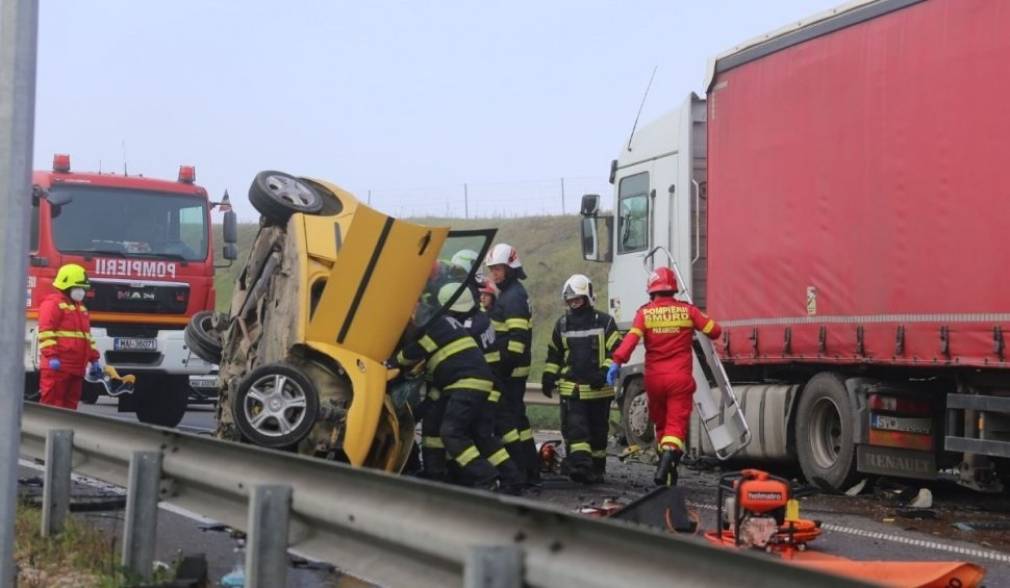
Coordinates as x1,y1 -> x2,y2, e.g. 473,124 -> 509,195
184,310 -> 223,364
249,170 -> 323,225
232,363 -> 320,449
620,377 -> 654,448
135,376 -> 188,428
795,372 -> 859,491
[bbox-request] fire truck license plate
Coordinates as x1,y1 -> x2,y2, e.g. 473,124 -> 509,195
113,338 -> 157,352
870,414 -> 932,435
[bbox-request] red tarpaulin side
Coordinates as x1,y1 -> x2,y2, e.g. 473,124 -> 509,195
707,0 -> 1010,368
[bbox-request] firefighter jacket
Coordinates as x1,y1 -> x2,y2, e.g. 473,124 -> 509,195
396,314 -> 495,395
488,276 -> 532,379
542,306 -> 622,400
611,296 -> 721,379
465,310 -> 506,403
38,292 -> 99,374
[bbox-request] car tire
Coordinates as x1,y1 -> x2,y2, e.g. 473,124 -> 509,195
184,311 -> 223,364
620,377 -> 654,449
232,362 -> 320,449
135,376 -> 188,428
795,372 -> 859,492
249,170 -> 324,225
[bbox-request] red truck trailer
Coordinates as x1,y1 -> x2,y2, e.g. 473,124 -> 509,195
580,0 -> 1010,491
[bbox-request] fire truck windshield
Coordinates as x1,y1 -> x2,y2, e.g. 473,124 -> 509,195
49,186 -> 209,262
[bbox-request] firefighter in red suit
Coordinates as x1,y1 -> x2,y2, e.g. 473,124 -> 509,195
38,263 -> 101,409
609,267 -> 721,486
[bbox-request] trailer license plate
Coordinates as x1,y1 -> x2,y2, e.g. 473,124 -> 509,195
870,413 -> 932,435
113,337 -> 157,352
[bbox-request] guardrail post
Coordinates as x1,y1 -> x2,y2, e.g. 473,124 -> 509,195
122,451 -> 162,581
245,484 -> 292,588
40,429 -> 73,537
464,545 -> 523,588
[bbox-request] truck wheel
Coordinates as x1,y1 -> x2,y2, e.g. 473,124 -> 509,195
249,171 -> 323,225
621,377 -> 654,448
232,363 -> 319,449
795,372 -> 858,491
135,376 -> 188,428
81,383 -> 101,405
184,310 -> 223,364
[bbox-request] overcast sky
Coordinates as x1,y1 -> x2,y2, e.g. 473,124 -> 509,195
34,1 -> 843,220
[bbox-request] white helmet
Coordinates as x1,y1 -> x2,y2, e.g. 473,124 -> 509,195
484,243 -> 522,269
437,282 -> 476,314
450,249 -> 479,273
562,274 -> 594,303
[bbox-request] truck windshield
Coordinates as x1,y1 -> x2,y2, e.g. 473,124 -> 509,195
48,186 -> 208,261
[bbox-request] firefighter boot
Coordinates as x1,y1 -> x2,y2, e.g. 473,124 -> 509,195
654,449 -> 682,487
587,457 -> 606,484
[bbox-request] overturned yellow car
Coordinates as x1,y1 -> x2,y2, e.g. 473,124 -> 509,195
186,171 -> 493,470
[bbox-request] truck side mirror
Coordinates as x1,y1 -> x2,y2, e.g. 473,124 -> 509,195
223,243 -> 238,261
222,210 -> 238,245
581,193 -> 600,217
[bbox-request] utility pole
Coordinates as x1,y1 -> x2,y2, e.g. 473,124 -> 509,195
463,183 -> 469,219
560,177 -> 566,214
0,0 -> 39,586
367,189 -> 371,206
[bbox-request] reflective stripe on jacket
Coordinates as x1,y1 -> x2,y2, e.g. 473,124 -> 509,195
38,292 -> 99,374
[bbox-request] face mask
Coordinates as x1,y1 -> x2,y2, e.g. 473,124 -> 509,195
69,288 -> 86,302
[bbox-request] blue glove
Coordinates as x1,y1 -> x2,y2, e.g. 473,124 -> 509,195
88,362 -> 103,380
48,358 -> 61,371
606,363 -> 621,386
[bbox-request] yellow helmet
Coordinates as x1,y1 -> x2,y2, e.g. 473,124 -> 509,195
52,263 -> 91,291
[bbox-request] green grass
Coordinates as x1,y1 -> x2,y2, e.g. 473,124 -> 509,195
14,502 -> 174,587
213,214 -> 610,382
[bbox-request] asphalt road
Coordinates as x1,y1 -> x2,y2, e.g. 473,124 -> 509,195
73,398 -> 1010,586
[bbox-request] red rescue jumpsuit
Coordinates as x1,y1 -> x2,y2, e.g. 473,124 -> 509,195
37,292 -> 99,409
611,296 -> 721,452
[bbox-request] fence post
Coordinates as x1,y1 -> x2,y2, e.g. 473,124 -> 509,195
40,429 -> 73,537
464,183 -> 470,219
122,451 -> 162,581
560,177 -> 566,214
245,485 -> 292,588
464,545 -> 522,588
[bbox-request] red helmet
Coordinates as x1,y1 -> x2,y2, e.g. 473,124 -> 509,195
478,278 -> 499,299
647,267 -> 678,294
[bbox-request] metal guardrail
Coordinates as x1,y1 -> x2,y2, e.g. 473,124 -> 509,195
523,383 -> 558,406
19,403 -> 867,588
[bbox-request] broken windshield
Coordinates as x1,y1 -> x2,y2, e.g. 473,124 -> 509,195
413,229 -> 496,332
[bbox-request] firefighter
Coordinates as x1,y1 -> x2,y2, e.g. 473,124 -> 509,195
484,243 -> 539,484
609,267 -> 721,486
542,274 -> 621,483
38,263 -> 102,409
396,285 -> 511,490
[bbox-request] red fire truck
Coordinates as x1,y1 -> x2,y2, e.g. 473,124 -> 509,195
24,154 -> 237,426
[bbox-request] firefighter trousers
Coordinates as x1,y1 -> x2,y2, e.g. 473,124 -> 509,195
40,369 -> 83,410
495,376 -> 538,479
420,395 -> 449,481
560,395 -> 611,477
644,372 -> 695,452
440,388 -> 505,487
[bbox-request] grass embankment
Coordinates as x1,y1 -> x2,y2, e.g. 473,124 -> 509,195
15,503 -> 124,587
213,215 -> 610,383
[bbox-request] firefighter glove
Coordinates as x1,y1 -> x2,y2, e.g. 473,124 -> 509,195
541,373 -> 556,398
48,358 -> 61,371
606,363 -> 621,386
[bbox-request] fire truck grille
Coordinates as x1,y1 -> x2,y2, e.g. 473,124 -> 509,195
88,281 -> 189,314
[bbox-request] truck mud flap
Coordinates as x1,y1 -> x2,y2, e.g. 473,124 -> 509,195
856,445 -> 936,480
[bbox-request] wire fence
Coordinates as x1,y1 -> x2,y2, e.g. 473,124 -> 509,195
358,176 -> 611,218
